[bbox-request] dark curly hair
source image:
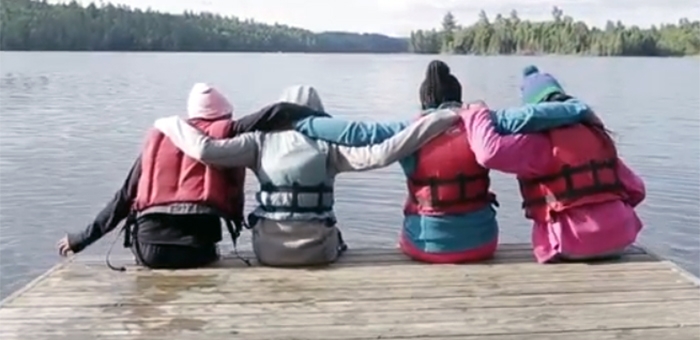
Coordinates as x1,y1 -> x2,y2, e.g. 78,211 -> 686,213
419,60 -> 462,110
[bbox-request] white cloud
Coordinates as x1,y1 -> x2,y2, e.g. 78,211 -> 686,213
54,0 -> 699,36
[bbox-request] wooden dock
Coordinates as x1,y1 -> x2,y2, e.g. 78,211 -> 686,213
0,243 -> 698,340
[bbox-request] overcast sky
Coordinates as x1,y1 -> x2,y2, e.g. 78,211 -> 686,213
55,0 -> 699,37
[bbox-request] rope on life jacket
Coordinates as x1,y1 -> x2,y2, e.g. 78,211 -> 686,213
225,218 -> 252,266
105,226 -> 126,272
105,212 -> 149,272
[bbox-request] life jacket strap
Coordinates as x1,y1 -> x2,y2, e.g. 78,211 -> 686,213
410,172 -> 495,208
259,182 -> 334,214
520,158 -> 623,208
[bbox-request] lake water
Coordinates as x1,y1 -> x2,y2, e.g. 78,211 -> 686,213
0,52 -> 698,299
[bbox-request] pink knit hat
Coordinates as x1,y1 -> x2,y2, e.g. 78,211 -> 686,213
187,83 -> 233,119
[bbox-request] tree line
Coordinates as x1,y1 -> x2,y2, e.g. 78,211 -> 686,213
410,8 -> 700,56
1,1 -> 698,56
0,0 -> 407,52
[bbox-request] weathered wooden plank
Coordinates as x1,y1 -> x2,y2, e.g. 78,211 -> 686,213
77,245 -> 658,270
19,276 -> 692,302
0,300 -> 697,337
407,327 -> 700,340
32,254 -> 661,288
0,258 -> 74,305
8,272 -> 695,307
68,243 -> 532,263
73,244 -> 647,265
30,265 -> 682,294
79,251 -> 537,269
638,244 -> 700,286
2,326 -> 698,340
0,244 -> 695,340
19,262 -> 691,288
10,326 -> 700,340
1,288 -> 697,321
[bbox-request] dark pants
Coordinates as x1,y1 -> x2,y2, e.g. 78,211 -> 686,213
131,242 -> 219,269
129,213 -> 223,269
548,252 -> 623,264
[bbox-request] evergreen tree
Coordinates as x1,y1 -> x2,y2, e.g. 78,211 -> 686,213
410,7 -> 699,56
0,0 -> 408,53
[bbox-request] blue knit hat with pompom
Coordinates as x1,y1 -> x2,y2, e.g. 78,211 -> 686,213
520,65 -> 565,104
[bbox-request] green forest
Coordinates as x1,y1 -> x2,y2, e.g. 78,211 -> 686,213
1,0 -> 698,56
409,8 -> 700,56
0,0 -> 407,52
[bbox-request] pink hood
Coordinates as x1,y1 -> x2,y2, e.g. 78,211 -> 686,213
187,83 -> 233,119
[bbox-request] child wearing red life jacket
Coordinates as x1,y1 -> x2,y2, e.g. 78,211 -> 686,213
462,66 -> 646,263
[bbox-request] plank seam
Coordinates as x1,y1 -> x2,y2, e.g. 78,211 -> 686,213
6,285 -> 697,308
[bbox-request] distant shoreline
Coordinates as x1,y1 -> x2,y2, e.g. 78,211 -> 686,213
1,50 -> 696,58
2,1 -> 698,57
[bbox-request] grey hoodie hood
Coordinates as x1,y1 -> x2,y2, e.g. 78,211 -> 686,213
278,85 -> 325,112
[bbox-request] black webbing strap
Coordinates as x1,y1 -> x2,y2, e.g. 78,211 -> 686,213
259,182 -> 333,214
410,172 -> 495,208
521,159 -> 623,208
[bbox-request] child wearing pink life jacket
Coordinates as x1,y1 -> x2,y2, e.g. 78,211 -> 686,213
462,65 -> 646,263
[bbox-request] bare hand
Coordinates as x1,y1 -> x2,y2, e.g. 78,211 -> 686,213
56,235 -> 74,257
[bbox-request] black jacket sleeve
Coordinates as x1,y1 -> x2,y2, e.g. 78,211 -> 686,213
68,156 -> 142,253
67,102 -> 328,251
231,102 -> 331,134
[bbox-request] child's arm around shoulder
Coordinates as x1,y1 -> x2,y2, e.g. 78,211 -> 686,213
462,106 -> 551,176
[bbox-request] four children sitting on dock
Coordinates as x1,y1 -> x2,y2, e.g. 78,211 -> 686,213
57,62 -> 645,269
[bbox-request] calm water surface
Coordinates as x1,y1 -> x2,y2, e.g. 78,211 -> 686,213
0,52 -> 698,298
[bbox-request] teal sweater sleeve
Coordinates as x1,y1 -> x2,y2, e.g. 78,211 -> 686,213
294,100 -> 590,176
294,117 -> 409,146
490,98 -> 591,135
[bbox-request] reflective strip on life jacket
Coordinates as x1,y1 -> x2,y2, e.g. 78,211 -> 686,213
258,182 -> 333,214
519,158 -> 623,209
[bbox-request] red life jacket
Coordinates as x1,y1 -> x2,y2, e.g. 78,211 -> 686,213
133,116 -> 245,222
517,122 -> 627,222
405,104 -> 496,216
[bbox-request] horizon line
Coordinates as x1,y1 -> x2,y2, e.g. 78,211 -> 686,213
50,0 -> 696,38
